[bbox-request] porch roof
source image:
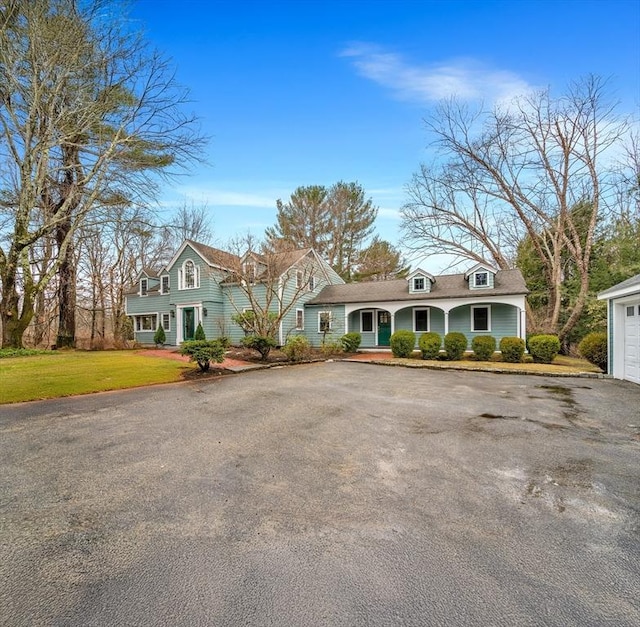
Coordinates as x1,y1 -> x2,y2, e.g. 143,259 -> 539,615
307,269 -> 528,305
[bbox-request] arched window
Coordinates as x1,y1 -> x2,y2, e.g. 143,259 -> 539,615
185,260 -> 195,288
180,259 -> 199,289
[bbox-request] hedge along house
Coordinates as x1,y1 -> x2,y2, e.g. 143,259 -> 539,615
598,273 -> 640,385
125,240 -> 344,346
304,262 -> 528,349
126,241 -> 527,350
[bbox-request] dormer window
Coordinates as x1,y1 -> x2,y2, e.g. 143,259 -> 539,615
474,272 -> 488,288
465,263 -> 496,290
407,269 -> 434,294
140,278 -> 148,296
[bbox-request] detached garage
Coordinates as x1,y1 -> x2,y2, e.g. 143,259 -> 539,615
598,274 -> 640,384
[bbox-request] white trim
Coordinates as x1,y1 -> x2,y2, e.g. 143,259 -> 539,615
175,303 -> 203,344
464,262 -> 498,278
318,311 -> 332,333
178,259 -> 200,290
413,307 -> 430,333
473,271 -> 489,288
134,312 -> 158,332
161,312 -> 171,332
361,309 -> 375,333
471,304 -> 491,332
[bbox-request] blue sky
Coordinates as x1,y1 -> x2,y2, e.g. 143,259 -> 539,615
130,0 -> 640,269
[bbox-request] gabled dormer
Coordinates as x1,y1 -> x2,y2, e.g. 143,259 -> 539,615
137,268 -> 159,296
464,262 -> 498,290
407,269 -> 435,294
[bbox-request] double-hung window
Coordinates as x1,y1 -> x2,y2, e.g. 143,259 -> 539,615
414,308 -> 430,332
471,305 -> 491,332
319,311 -> 332,333
296,309 -> 304,330
140,278 -> 148,296
361,310 -> 374,333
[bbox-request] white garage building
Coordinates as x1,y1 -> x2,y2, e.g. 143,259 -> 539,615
598,273 -> 640,384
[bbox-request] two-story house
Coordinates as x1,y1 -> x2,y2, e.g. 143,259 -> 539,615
126,242 -> 528,349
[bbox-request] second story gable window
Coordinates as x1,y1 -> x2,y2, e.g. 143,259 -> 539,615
140,278 -> 148,296
161,275 -> 170,294
179,259 -> 199,290
309,276 -> 315,291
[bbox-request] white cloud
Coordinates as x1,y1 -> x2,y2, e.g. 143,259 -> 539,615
340,43 -> 535,105
175,185 -> 279,208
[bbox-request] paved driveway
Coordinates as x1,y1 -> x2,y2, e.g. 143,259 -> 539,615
1,363 -> 639,626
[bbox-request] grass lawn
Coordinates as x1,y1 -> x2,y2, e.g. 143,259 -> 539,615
0,350 -> 190,404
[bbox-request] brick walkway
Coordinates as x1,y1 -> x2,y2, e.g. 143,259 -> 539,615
138,348 -> 254,369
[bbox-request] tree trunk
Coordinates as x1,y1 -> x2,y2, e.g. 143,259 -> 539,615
56,222 -> 76,348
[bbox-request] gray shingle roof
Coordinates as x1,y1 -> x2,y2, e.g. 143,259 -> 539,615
598,273 -> 640,298
307,268 -> 528,305
187,240 -> 240,270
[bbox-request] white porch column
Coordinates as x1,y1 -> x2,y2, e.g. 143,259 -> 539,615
444,310 -> 449,336
390,312 -> 395,336
520,308 -> 527,342
345,310 -> 349,334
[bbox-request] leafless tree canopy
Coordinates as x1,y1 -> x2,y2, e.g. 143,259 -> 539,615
401,75 -> 630,340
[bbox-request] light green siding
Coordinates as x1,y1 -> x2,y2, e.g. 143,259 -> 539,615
303,304 -> 346,347
449,303 -> 517,347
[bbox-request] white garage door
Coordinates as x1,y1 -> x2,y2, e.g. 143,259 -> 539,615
624,303 -> 640,384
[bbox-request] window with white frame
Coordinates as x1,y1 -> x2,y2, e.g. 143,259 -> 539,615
414,308 -> 430,332
361,310 -> 374,333
413,277 -> 425,291
296,270 -> 304,289
135,314 -> 157,332
161,275 -> 170,294
161,312 -> 171,332
318,311 -> 332,333
296,308 -> 304,330
474,271 -> 488,287
471,305 -> 491,332
140,278 -> 148,296
179,259 -> 199,289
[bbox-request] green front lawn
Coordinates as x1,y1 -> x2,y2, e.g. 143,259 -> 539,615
0,350 -> 189,404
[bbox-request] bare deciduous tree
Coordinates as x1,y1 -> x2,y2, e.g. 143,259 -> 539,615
0,0 -> 205,348
401,75 -> 628,341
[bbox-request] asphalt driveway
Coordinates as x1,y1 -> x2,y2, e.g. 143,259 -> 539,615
1,362 -> 639,626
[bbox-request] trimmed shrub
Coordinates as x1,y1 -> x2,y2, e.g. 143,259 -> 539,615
283,335 -> 312,362
341,332 -> 362,353
471,335 -> 496,361
444,332 -> 467,361
390,330 -> 416,358
499,336 -> 526,363
153,324 -> 166,346
218,335 -> 231,349
242,335 -> 277,360
194,322 -> 206,340
418,332 -> 441,360
180,340 -> 225,372
578,332 -> 608,372
528,334 -> 561,364
320,340 -> 343,356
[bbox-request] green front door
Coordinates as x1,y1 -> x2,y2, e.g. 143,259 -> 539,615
377,311 -> 391,346
183,307 -> 195,341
